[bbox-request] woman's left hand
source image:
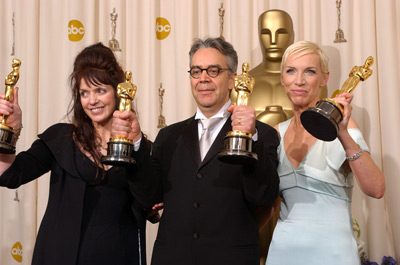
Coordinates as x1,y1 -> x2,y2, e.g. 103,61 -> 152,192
334,92 -> 386,199
111,110 -> 141,143
146,202 -> 164,224
333,92 -> 353,132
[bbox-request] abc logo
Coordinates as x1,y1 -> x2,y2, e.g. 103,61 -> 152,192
155,17 -> 171,40
11,241 -> 23,263
68,20 -> 85,42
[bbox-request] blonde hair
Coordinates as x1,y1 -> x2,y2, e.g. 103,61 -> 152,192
281,41 -> 329,76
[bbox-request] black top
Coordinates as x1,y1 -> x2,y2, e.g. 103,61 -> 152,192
0,123 -> 152,265
75,152 -> 139,265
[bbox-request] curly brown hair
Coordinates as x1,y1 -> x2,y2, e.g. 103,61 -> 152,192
68,43 -> 125,180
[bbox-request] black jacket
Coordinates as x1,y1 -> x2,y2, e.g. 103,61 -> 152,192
0,123 -> 153,265
135,116 -> 280,265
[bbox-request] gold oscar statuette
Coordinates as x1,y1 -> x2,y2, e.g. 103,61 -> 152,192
218,2 -> 225,40
157,83 -> 167,129
109,8 -> 121,52
101,71 -> 136,165
334,0 -> 347,43
300,56 -> 374,141
0,58 -> 21,154
218,62 -> 258,165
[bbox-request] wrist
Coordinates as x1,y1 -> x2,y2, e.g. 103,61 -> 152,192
12,124 -> 23,133
337,129 -> 352,144
346,144 -> 363,161
11,124 -> 23,147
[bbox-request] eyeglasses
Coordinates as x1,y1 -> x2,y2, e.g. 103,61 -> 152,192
188,66 -> 231,79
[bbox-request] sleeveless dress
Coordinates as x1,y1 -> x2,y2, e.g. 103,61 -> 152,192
266,118 -> 368,265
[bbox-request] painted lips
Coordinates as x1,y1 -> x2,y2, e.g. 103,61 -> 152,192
291,89 -> 307,95
90,106 -> 104,113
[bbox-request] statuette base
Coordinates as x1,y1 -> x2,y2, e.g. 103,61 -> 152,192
300,100 -> 343,141
101,140 -> 135,166
0,125 -> 16,154
334,29 -> 347,43
218,131 -> 258,165
109,39 -> 121,51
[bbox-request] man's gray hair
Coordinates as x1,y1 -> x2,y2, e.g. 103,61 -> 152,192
189,37 -> 238,75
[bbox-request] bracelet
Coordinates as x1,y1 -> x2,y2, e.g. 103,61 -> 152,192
13,124 -> 23,136
11,124 -> 23,147
346,145 -> 362,161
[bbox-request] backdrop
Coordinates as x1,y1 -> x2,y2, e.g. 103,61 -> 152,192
0,0 -> 398,264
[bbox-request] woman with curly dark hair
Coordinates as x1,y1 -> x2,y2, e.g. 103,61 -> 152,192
0,43 -> 154,265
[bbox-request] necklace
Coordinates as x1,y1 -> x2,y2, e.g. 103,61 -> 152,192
99,144 -> 108,150
97,143 -> 108,155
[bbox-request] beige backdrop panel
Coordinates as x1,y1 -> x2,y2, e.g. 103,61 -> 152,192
0,0 -> 398,264
0,0 -> 40,264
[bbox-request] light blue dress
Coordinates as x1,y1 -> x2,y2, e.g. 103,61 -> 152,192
266,118 -> 368,265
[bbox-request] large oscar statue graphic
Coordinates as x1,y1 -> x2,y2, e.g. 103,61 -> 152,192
0,59 -> 21,154
101,71 -> 136,165
231,10 -> 294,126
301,56 -> 374,141
218,62 -> 258,165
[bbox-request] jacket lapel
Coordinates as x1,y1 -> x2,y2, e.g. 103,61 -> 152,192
201,115 -> 232,166
181,116 -> 202,167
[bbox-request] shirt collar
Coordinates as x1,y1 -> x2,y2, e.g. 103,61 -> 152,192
195,99 -> 231,120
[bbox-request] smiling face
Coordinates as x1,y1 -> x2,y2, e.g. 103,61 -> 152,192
79,78 -> 117,127
190,48 -> 236,117
281,52 -> 329,111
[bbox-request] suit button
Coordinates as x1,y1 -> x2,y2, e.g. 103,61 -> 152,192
197,173 -> 203,179
193,233 -> 199,239
193,202 -> 199,208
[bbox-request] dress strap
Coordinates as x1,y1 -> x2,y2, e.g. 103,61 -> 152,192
278,118 -> 292,139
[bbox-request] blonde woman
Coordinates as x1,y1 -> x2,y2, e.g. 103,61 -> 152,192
266,41 -> 385,265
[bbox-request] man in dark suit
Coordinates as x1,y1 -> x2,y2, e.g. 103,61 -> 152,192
113,37 -> 280,265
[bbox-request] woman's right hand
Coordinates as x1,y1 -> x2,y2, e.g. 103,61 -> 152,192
0,87 -> 22,129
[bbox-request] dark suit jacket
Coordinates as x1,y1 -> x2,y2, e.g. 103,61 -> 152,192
143,116 -> 279,265
0,123 -> 151,265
